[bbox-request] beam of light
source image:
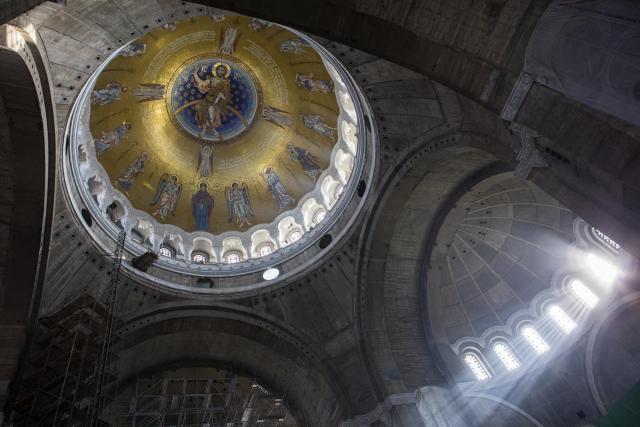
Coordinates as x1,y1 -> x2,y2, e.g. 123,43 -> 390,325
569,279 -> 599,308
522,326 -> 550,355
463,352 -> 491,381
547,305 -> 577,334
493,343 -> 521,371
586,253 -> 618,284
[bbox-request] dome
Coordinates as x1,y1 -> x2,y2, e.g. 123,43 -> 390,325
63,12 -> 374,288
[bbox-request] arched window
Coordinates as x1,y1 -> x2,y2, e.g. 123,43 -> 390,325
570,279 -> 599,308
225,251 -> 241,264
463,352 -> 491,381
592,227 -> 620,252
547,305 -> 576,333
493,342 -> 520,371
287,230 -> 302,244
586,253 -> 618,283
258,243 -> 274,257
158,245 -> 175,258
521,326 -> 550,355
313,209 -> 326,225
191,251 -> 209,264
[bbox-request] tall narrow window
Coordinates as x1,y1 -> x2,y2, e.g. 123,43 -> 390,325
313,209 -> 326,225
463,352 -> 491,381
258,243 -> 274,257
586,253 -> 618,283
225,252 -> 241,264
158,245 -> 175,258
592,227 -> 620,252
570,279 -> 599,308
287,230 -> 302,244
521,326 -> 550,355
547,305 -> 576,333
493,343 -> 520,371
191,251 -> 208,264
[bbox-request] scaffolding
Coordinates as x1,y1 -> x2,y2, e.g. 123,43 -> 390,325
102,373 -> 293,427
5,232 -> 126,426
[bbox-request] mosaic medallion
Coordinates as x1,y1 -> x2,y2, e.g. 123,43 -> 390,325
167,54 -> 262,143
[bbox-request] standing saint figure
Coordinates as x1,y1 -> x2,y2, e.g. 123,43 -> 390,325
192,182 -> 214,231
133,84 -> 165,102
262,106 -> 292,129
300,113 -> 336,141
264,167 -> 295,210
225,182 -> 254,227
193,63 -> 232,138
94,122 -> 131,156
279,37 -> 309,54
116,151 -> 149,191
287,144 -> 322,179
150,174 -> 182,221
91,82 -> 127,106
296,73 -> 334,93
197,144 -> 214,177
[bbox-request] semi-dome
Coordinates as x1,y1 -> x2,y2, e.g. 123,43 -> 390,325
63,11 -> 374,289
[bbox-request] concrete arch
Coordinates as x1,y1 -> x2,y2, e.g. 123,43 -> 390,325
357,140 -> 511,401
115,303 -> 354,426
0,26 -> 56,410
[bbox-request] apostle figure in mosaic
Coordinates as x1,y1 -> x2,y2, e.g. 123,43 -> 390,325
264,167 -> 295,210
91,82 -> 127,106
133,84 -> 165,102
287,144 -> 322,179
94,122 -> 131,156
279,37 -> 309,54
116,151 -> 149,191
300,113 -> 336,141
192,182 -> 214,231
120,43 -> 146,57
262,106 -> 292,129
150,174 -> 182,221
225,182 -> 254,228
296,73 -> 334,93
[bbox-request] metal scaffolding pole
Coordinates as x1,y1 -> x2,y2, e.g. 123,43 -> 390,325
89,230 -> 126,426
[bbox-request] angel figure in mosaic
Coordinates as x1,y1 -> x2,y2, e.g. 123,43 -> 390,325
150,174 -> 182,221
300,113 -> 336,141
287,144 -> 322,179
94,122 -> 131,156
262,106 -> 292,129
220,26 -> 239,54
279,37 -> 309,54
296,73 -> 334,93
91,82 -> 127,106
226,182 -> 254,227
263,167 -> 295,210
119,43 -> 146,57
197,144 -> 214,177
116,151 -> 149,191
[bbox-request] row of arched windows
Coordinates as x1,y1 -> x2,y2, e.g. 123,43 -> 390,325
154,227 -> 309,264
462,246 -> 614,381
